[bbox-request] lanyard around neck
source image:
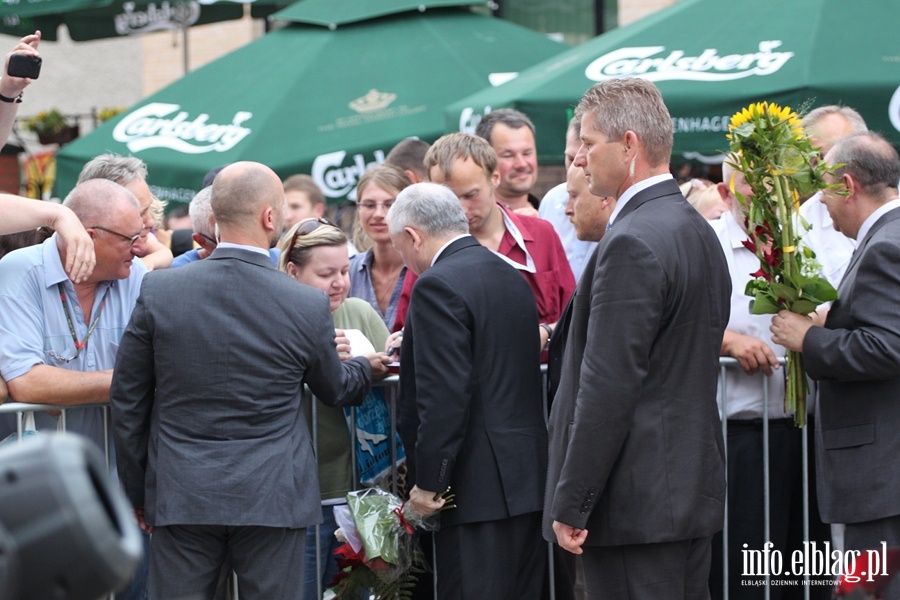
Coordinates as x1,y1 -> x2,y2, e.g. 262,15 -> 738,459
56,282 -> 111,360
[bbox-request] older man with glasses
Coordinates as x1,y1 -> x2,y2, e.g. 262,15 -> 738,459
0,178 -> 147,448
0,178 -> 150,599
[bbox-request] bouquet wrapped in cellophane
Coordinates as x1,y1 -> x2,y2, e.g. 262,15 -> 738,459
329,487 -> 454,599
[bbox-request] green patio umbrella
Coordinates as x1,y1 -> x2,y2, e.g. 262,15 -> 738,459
445,0 -> 900,164
0,0 -> 274,41
54,5 -> 567,204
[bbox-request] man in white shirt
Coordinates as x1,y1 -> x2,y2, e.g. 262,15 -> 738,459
539,117 -> 599,281
798,105 -> 868,287
711,162 -> 831,599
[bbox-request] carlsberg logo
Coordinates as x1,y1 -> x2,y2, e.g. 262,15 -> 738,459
113,103 -> 253,154
312,150 -> 385,199
585,41 -> 794,82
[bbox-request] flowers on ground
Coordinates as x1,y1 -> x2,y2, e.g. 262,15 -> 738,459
727,101 -> 838,427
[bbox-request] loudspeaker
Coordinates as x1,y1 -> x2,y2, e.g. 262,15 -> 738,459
0,433 -> 143,600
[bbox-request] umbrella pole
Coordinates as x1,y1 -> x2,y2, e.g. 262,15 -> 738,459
182,23 -> 189,74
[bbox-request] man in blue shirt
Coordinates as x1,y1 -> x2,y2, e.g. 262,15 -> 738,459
0,178 -> 147,450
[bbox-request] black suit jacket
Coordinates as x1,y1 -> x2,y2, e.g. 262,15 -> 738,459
399,236 -> 547,527
803,207 -> 900,524
544,179 -> 731,546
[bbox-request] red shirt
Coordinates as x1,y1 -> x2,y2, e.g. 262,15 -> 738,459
392,204 -> 575,331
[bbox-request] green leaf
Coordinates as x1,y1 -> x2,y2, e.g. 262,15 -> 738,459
769,282 -> 799,303
732,122 -> 756,139
750,293 -> 781,315
789,299 -> 818,315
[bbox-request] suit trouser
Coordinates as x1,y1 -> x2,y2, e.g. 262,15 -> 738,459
434,511 -> 547,600
581,536 -> 713,600
149,524 -> 305,600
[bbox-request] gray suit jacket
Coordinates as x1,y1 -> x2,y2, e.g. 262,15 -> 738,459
803,207 -> 900,524
111,247 -> 371,528
544,179 -> 731,546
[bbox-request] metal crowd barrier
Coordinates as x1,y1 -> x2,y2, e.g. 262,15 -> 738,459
0,359 -> 817,600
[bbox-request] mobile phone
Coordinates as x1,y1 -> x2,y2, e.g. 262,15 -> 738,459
7,53 -> 41,79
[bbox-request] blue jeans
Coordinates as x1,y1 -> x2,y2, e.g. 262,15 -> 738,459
303,505 -> 342,600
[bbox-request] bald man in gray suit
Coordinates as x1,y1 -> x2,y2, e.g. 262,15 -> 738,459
772,132 -> 900,599
111,161 -> 390,600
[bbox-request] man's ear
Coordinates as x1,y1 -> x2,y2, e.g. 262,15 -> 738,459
261,205 -> 277,233
623,130 -> 639,159
192,232 -> 214,253
716,182 -> 734,209
842,173 -> 859,202
313,203 -> 326,218
405,226 -> 423,250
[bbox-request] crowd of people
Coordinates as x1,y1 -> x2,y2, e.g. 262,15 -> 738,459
1,29 -> 900,600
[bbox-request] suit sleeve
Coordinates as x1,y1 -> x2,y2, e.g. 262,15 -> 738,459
303,298 -> 372,408
550,233 -> 665,528
407,275 -> 473,493
110,283 -> 157,509
804,239 -> 900,381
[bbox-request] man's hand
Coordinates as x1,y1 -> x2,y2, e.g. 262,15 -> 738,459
770,310 -> 815,352
408,485 -> 446,516
363,352 -> 392,379
721,330 -> 780,375
552,520 -> 588,554
134,507 -> 153,534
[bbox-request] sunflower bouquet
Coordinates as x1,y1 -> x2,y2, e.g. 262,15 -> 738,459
726,101 -> 838,427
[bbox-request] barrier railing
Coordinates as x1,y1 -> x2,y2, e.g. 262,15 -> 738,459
0,359 -> 817,600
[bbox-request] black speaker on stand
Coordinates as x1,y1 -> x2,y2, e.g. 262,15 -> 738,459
0,433 -> 143,600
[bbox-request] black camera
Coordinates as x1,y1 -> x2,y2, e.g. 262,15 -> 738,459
7,53 -> 41,79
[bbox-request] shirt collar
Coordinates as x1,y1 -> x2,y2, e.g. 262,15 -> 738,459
216,241 -> 271,257
42,234 -> 71,288
607,173 -> 674,228
722,211 -> 748,250
857,198 -> 900,243
496,204 -> 537,273
431,234 -> 471,267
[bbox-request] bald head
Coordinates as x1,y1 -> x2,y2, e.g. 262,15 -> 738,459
64,178 -> 140,224
210,162 -> 285,247
802,106 -> 867,155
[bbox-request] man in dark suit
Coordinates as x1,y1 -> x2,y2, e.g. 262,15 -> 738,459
110,161 -> 391,600
547,164 -> 616,402
544,77 -> 731,599
387,182 -> 548,599
771,132 -> 900,598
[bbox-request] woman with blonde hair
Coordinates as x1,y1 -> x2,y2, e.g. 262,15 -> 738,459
279,217 -> 399,599
349,164 -> 412,331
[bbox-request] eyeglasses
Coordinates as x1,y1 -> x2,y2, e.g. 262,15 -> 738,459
356,200 -> 395,212
198,233 -> 218,246
89,225 -> 144,247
